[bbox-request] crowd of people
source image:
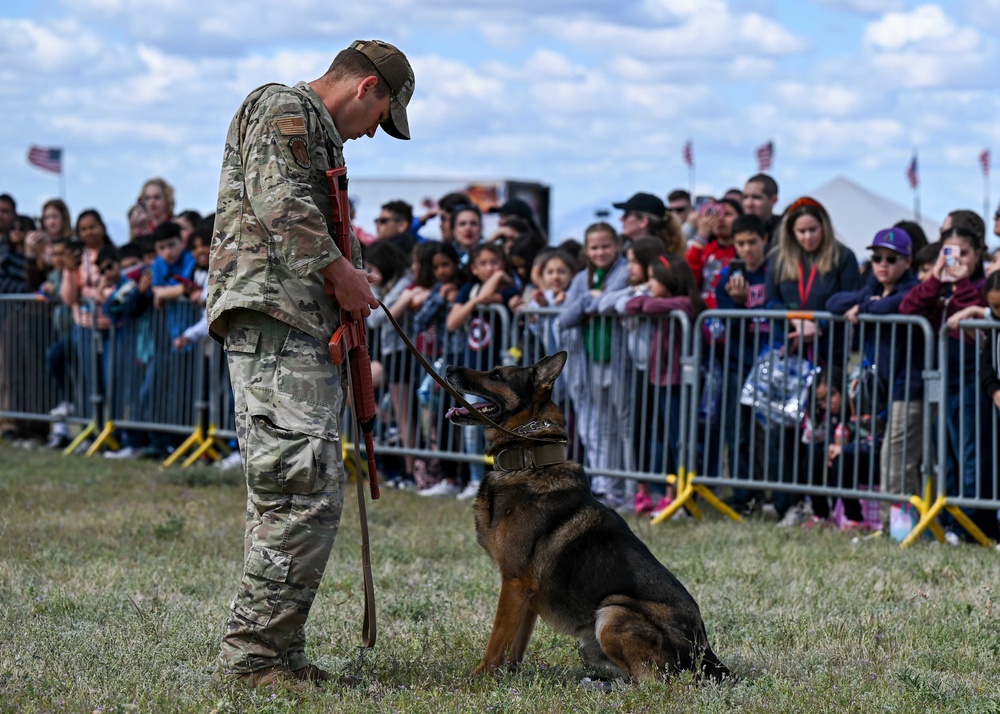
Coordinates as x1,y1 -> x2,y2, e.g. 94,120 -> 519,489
2,170 -> 1000,543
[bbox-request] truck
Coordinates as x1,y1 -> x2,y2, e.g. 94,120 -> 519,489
348,177 -> 551,242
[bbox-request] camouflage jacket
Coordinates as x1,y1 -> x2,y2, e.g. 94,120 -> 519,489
207,81 -> 362,343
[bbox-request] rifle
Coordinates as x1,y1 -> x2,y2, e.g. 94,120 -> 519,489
324,165 -> 380,500
325,165 -> 379,650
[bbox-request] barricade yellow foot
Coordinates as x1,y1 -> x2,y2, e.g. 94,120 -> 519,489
944,505 -> 995,548
63,424 -> 95,456
908,494 -> 945,543
176,427 -> 226,468
87,422 -> 119,457
650,482 -> 696,525
901,496 -> 947,548
162,428 -> 204,469
693,485 -> 741,521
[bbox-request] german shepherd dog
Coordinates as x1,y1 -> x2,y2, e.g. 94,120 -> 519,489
445,351 -> 729,682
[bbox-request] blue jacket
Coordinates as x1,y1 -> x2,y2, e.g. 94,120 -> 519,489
826,270 -> 922,401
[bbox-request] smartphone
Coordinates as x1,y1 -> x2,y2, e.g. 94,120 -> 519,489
942,245 -> 957,267
729,259 -> 746,276
694,195 -> 713,210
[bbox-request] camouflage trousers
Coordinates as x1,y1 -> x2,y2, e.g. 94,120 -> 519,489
219,309 -> 347,674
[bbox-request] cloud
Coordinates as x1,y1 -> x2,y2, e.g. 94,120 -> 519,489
813,0 -> 905,14
767,82 -> 867,118
863,4 -> 980,52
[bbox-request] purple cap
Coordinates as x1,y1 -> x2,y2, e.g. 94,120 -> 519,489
867,227 -> 912,256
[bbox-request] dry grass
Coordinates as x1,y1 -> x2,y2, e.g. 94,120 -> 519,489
1,446 -> 999,713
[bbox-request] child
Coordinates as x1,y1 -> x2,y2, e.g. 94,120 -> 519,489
981,272 -> 1000,392
151,221 -> 197,309
140,221 -> 197,458
530,250 -> 574,310
944,270 -> 1000,542
411,241 -> 462,360
560,223 -> 629,508
913,241 -> 940,283
42,237 -> 75,449
901,224 -> 989,543
827,227 -> 920,534
626,255 -> 706,516
410,242 -> 462,493
523,250 -> 576,409
714,214 -> 770,513
685,198 -> 742,308
97,245 -> 151,459
187,223 -> 211,301
364,241 -> 418,489
798,366 -> 878,530
599,237 -> 666,513
439,243 -> 520,499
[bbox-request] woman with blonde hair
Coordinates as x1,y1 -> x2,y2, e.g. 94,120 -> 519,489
136,177 -> 175,230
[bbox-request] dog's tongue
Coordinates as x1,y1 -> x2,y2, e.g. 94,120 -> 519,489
445,402 -> 492,419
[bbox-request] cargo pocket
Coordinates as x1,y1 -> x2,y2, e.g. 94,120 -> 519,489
243,387 -> 341,496
232,544 -> 291,628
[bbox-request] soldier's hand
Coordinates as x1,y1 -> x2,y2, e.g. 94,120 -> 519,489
322,256 -> 379,319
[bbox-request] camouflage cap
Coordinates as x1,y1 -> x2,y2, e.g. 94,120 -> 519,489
349,39 -> 414,141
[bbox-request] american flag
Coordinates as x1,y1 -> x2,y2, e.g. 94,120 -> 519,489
906,154 -> 919,190
683,140 -> 694,168
27,146 -> 63,174
980,148 -> 990,177
755,140 -> 773,171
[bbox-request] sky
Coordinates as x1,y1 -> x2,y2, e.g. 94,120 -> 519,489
3,0 -> 1000,247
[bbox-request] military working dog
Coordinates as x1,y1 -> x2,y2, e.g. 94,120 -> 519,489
445,351 -> 728,682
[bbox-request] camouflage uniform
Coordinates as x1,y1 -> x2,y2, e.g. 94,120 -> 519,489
208,81 -> 360,674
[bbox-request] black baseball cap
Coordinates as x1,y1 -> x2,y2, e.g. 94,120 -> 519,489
488,198 -> 535,222
612,192 -> 666,217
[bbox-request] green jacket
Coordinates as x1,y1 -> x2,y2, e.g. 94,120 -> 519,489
208,81 -> 362,343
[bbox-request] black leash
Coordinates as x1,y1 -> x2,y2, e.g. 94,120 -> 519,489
375,300 -> 563,446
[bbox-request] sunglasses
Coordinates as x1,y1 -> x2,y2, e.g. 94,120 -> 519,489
98,263 -> 117,273
374,217 -> 397,225
870,254 -> 900,265
667,206 -> 688,214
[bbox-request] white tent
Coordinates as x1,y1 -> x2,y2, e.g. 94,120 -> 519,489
804,176 -> 939,259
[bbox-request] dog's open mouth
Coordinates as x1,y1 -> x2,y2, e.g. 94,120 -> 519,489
445,400 -> 499,425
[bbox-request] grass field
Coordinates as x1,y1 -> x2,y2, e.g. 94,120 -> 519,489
1,446 -> 999,713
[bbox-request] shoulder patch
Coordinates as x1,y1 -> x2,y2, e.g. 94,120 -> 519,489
276,116 -> 307,136
288,136 -> 311,169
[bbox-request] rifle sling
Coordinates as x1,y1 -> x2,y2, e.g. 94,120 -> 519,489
342,330 -> 377,649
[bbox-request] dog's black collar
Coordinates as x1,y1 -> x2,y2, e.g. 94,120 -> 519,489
494,442 -> 568,472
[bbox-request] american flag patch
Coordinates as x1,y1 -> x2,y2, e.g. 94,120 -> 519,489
275,117 -> 306,135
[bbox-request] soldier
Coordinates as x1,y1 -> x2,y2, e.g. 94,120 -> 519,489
207,40 -> 414,688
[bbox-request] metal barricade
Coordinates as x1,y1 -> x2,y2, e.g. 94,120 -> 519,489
96,299 -> 205,463
369,304 -> 511,470
512,306 -> 692,507
672,309 -> 940,536
905,318 -> 1000,546
0,294 -> 95,441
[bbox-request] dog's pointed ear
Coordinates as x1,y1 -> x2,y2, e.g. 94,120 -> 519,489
533,351 -> 567,389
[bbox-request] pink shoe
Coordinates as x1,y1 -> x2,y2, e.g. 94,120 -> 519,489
634,490 -> 654,516
839,519 -> 866,532
650,496 -> 674,519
